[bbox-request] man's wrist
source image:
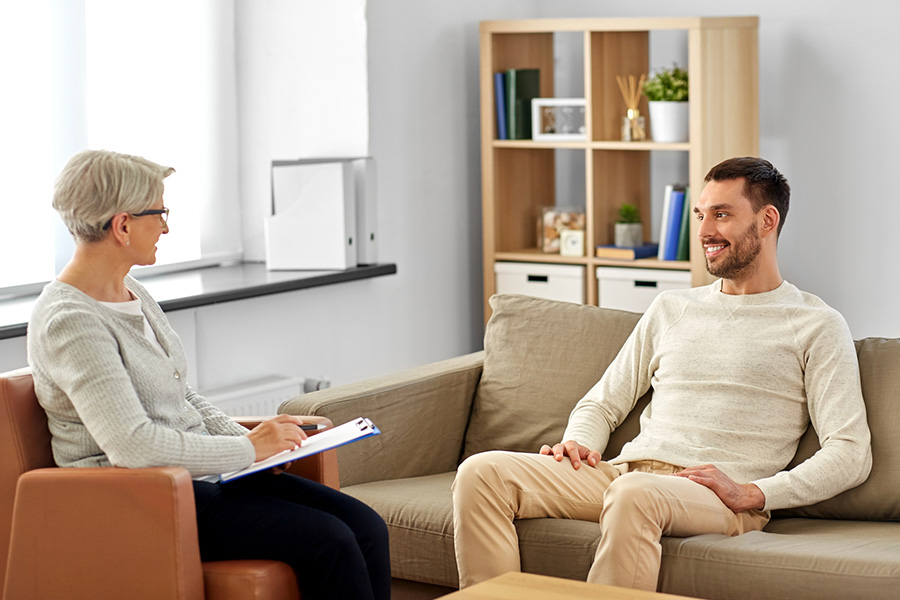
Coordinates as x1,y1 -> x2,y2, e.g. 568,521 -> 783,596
739,483 -> 766,512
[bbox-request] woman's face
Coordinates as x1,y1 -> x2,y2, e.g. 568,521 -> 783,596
128,197 -> 169,266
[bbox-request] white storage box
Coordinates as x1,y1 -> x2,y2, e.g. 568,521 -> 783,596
495,262 -> 584,304
596,267 -> 691,312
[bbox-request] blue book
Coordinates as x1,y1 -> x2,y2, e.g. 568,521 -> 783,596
494,72 -> 508,140
663,190 -> 685,260
675,187 -> 691,261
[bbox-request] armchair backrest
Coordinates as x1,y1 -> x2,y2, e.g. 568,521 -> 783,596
0,368 -> 54,593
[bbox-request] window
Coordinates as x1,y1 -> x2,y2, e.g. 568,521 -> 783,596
0,0 -> 241,291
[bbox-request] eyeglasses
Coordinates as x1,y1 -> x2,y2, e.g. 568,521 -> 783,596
102,207 -> 170,230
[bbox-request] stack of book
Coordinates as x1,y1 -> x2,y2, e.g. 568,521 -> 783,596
494,69 -> 540,140
657,184 -> 690,262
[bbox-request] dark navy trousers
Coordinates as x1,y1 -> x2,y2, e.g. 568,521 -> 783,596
193,471 -> 391,600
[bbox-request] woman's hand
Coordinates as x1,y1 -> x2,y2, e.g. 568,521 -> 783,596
246,414 -> 307,461
539,440 -> 602,470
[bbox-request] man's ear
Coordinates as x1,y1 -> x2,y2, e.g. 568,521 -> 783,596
760,205 -> 780,238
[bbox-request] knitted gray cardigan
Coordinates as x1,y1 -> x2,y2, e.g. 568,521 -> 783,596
27,276 -> 255,477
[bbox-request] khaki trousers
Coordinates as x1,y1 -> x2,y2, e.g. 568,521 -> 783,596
451,451 -> 769,591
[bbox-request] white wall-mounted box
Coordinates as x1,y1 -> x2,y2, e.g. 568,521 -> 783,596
495,262 -> 584,304
596,267 -> 691,312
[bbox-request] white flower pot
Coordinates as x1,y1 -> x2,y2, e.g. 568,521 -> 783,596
614,223 -> 643,248
648,101 -> 689,143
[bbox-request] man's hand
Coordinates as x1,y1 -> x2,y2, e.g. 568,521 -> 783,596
246,414 -> 307,461
673,464 -> 766,513
539,440 -> 602,470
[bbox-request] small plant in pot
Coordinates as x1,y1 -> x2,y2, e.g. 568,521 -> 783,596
614,203 -> 643,248
643,63 -> 689,143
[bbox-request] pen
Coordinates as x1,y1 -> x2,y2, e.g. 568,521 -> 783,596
300,423 -> 324,431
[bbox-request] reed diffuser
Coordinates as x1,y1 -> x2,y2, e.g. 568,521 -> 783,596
616,74 -> 646,141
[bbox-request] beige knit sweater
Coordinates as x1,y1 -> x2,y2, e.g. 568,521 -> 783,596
27,277 -> 256,477
563,280 -> 872,512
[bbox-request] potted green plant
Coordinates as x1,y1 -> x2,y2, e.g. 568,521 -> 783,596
614,203 -> 643,248
643,63 -> 689,143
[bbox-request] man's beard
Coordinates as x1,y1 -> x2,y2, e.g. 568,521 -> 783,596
705,221 -> 762,280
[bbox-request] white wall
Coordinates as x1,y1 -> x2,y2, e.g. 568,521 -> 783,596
177,0 -> 500,392
6,0 -> 899,380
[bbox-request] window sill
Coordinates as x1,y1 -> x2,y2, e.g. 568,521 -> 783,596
0,261 -> 397,340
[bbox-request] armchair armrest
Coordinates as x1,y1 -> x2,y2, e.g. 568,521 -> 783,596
234,416 -> 340,490
5,466 -> 204,600
278,351 -> 484,487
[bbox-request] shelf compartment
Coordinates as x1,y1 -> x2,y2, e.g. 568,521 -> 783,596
590,149 -> 651,247
491,148 -> 556,254
588,30 -> 649,143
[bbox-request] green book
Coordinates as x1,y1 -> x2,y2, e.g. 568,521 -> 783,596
675,187 -> 691,261
506,68 -> 540,139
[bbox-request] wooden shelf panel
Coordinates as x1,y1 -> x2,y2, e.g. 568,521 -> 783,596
593,258 -> 690,271
492,140 -> 690,151
495,249 -> 691,272
493,140 -> 587,150
480,17 -> 758,35
591,141 -> 690,151
495,249 -> 588,265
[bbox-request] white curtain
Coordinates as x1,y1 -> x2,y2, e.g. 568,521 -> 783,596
0,0 -> 242,290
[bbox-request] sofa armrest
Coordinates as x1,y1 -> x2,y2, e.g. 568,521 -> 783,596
234,415 -> 333,431
5,466 -> 205,600
235,416 -> 340,490
278,351 -> 484,487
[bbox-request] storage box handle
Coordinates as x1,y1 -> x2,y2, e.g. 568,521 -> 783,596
634,280 -> 657,288
527,275 -> 549,283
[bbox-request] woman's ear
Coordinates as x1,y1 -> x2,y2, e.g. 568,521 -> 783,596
109,213 -> 130,246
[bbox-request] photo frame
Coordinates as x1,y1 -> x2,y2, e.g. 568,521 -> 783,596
531,98 -> 587,141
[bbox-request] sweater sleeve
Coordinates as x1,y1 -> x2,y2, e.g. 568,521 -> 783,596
562,303 -> 660,454
185,385 -> 251,437
32,305 -> 255,477
751,310 -> 872,511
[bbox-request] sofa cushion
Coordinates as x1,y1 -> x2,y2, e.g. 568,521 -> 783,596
660,518 -> 900,599
347,473 -> 900,598
519,517 -> 900,599
463,294 -> 642,460
775,337 -> 900,520
343,472 -> 459,588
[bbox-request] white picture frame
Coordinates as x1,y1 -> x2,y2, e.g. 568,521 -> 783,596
531,98 -> 587,142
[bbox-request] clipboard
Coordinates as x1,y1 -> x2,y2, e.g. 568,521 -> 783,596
220,417 -> 380,483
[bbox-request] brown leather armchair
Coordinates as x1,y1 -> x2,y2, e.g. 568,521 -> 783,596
0,367 -> 339,600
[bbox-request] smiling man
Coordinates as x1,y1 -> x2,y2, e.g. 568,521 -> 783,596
452,157 -> 872,592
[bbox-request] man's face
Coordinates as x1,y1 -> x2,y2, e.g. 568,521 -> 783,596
694,179 -> 763,281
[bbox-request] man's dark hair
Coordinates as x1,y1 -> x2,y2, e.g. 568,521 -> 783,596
704,157 -> 790,236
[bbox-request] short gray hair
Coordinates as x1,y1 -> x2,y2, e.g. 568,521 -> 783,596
53,150 -> 175,242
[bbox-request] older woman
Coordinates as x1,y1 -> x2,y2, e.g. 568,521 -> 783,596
27,150 -> 390,600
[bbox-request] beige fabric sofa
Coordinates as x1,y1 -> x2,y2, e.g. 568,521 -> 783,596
279,294 -> 900,600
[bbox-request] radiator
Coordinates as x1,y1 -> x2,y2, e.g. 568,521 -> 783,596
200,375 -> 306,417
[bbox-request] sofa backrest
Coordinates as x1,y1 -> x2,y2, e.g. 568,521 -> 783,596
774,337 -> 900,521
464,294 -> 900,521
462,295 -> 642,460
